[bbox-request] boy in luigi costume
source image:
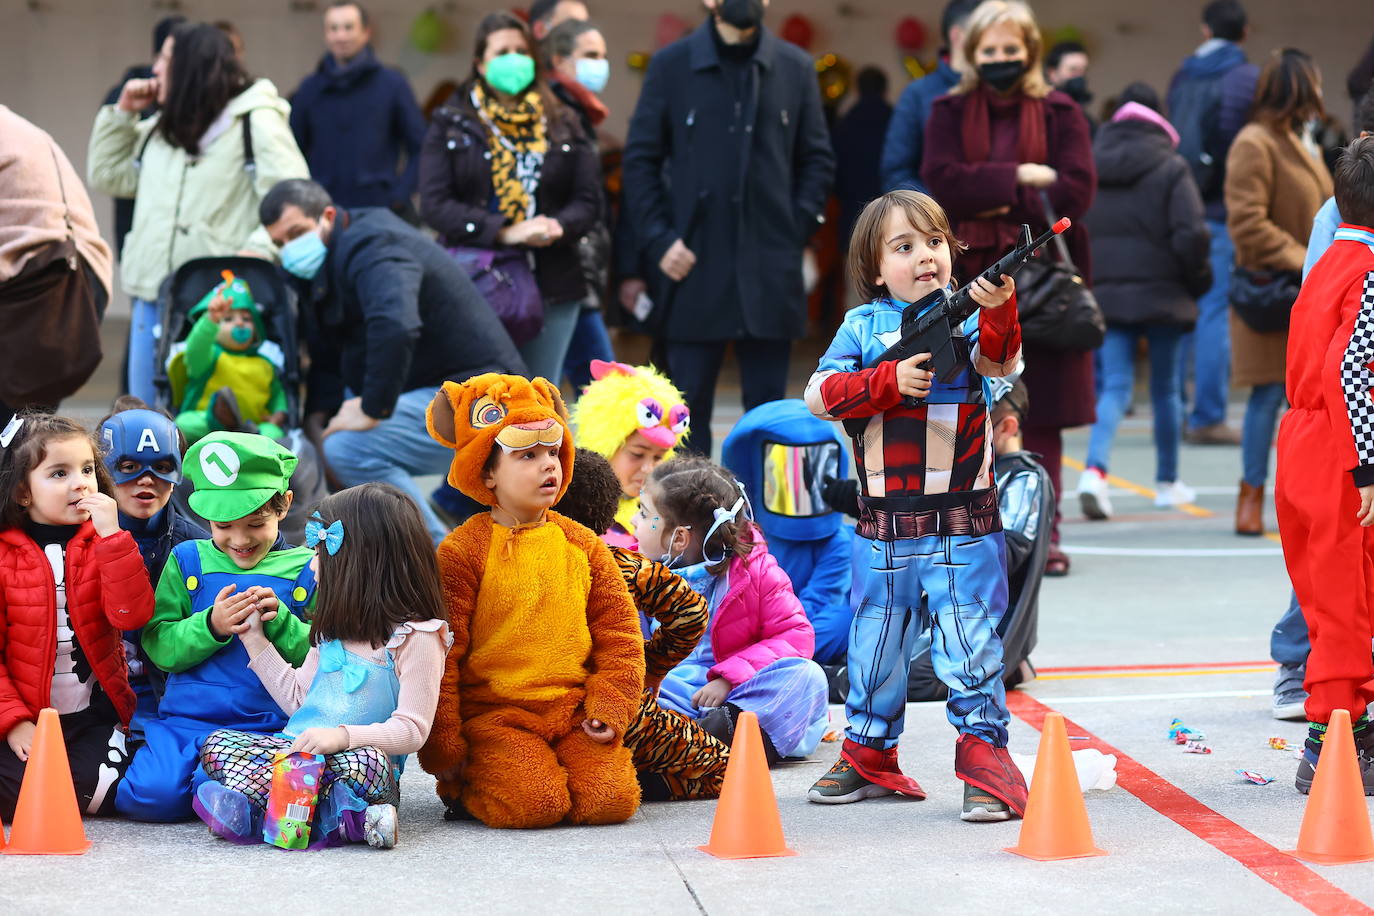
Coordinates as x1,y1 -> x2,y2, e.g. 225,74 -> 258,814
172,271 -> 289,444
116,433 -> 318,821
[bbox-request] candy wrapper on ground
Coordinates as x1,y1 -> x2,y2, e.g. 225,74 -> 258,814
1167,718 -> 1204,741
1237,769 -> 1274,785
1183,741 -> 1212,755
1268,737 -> 1290,751
264,752 -> 325,849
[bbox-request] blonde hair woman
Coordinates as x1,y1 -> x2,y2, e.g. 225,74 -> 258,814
921,0 -> 1096,576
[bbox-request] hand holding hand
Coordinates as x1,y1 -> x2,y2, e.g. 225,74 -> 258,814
209,585 -> 259,639
690,677 -> 731,710
78,493 -> 121,538
289,726 -> 350,756
895,352 -> 935,400
1359,485 -> 1374,527
6,720 -> 36,762
658,239 -> 696,283
322,397 -> 380,438
581,718 -> 616,743
116,78 -> 159,113
1016,163 -> 1058,188
969,273 -> 1016,310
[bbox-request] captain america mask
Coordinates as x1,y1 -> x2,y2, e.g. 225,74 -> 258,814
101,409 -> 184,486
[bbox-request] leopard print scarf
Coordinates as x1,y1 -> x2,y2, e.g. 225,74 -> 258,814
472,82 -> 548,224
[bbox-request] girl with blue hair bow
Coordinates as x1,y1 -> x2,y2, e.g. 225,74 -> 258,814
194,482 -> 451,850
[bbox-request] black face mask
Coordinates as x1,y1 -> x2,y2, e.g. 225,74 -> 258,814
718,0 -> 765,31
1060,76 -> 1093,105
979,60 -> 1028,94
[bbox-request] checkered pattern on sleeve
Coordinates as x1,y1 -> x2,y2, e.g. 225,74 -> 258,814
1341,271 -> 1374,471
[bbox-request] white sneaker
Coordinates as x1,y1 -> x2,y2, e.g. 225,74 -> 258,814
1077,468 -> 1113,520
363,803 -> 398,849
1154,480 -> 1197,509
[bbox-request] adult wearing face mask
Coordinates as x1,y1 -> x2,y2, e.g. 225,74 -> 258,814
88,22 -> 308,406
418,11 -> 600,386
259,179 -> 527,545
622,0 -> 835,460
541,17 -> 617,391
921,0 -> 1095,577
1044,40 -> 1096,135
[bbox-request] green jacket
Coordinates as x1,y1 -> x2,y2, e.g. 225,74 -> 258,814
143,540 -> 314,674
87,79 -> 309,301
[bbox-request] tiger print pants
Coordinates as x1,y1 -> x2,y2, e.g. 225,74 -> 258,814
622,691 -> 729,801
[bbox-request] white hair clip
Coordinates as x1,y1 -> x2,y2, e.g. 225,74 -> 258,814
0,415 -> 23,449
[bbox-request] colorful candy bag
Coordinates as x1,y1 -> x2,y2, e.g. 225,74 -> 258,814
263,752 -> 325,849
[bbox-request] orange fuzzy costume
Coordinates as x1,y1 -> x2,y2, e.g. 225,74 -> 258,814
419,374 -> 645,827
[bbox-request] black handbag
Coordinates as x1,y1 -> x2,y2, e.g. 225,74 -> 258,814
1230,266 -> 1301,333
1015,193 -> 1106,351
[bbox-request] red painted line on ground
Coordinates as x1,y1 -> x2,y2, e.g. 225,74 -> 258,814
1006,691 -> 1374,916
1036,660 -> 1274,674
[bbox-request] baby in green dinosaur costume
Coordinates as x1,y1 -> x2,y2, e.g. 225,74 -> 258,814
172,271 -> 288,443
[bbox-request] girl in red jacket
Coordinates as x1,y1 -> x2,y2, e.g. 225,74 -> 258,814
637,456 -> 829,763
0,412 -> 155,819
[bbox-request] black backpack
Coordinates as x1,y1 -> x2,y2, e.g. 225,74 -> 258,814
1170,74 -> 1226,200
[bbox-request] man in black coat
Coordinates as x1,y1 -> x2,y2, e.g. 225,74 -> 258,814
622,0 -> 835,458
289,2 -> 427,215
259,179 -> 528,544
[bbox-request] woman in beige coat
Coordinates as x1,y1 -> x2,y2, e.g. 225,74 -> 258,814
1224,49 -> 1332,536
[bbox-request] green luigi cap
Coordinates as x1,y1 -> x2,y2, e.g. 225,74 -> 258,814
184,432 -> 297,522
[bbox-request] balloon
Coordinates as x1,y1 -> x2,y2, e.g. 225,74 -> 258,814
902,55 -> 928,80
815,53 -> 852,104
409,9 -> 445,55
895,16 -> 927,52
655,12 -> 688,49
780,14 -> 815,50
627,51 -> 650,73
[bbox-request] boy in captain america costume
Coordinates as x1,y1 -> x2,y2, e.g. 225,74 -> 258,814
115,432 -> 316,821
804,190 -> 1028,822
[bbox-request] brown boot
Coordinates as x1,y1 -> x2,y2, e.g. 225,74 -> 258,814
1235,481 -> 1264,536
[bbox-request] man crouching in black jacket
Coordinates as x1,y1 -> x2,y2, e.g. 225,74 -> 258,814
259,178 -> 528,544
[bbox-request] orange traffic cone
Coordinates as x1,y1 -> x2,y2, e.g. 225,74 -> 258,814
1286,708 -> 1374,864
1006,712 -> 1106,861
3,707 -> 89,855
698,711 -> 796,859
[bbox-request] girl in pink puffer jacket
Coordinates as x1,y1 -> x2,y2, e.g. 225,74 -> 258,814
634,457 -> 829,762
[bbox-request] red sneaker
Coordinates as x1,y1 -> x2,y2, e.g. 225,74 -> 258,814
954,733 -> 1028,817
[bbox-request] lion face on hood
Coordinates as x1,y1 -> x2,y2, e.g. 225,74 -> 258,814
427,374 -> 576,508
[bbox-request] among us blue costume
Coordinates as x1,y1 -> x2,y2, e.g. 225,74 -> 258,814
115,433 -> 316,821
722,400 -> 854,665
100,409 -> 209,731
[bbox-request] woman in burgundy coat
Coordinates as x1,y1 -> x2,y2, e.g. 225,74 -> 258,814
922,0 -> 1096,576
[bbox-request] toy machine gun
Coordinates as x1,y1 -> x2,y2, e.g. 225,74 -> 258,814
841,217 -> 1071,438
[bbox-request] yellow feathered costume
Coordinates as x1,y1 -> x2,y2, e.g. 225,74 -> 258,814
418,374 -> 645,828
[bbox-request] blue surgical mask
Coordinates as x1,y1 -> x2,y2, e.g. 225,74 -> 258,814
229,325 -> 254,345
575,57 -> 609,94
281,229 -> 328,280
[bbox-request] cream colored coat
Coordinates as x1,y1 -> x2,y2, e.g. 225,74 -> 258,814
1224,121 -> 1333,388
87,79 -> 308,301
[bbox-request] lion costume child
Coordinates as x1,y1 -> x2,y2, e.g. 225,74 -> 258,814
417,374 -> 645,828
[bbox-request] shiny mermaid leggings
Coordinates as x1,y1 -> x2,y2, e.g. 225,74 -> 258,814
199,729 -> 400,810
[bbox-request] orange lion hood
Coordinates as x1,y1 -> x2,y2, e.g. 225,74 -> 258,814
427,374 -> 576,507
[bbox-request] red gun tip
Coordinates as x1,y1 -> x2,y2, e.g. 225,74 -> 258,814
1053,217 -> 1072,233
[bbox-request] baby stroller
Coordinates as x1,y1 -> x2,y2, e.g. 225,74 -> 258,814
151,256 -> 325,544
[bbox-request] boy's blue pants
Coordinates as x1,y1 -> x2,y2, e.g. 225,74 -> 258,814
845,532 -> 1011,749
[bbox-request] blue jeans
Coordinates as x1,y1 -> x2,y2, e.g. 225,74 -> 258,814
518,300 -> 581,384
845,532 -> 1010,748
1180,219 -> 1234,429
563,308 -> 615,393
127,297 -> 161,404
1085,324 -> 1185,482
1270,590 -> 1310,668
1241,382 -> 1287,487
322,387 -> 456,544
